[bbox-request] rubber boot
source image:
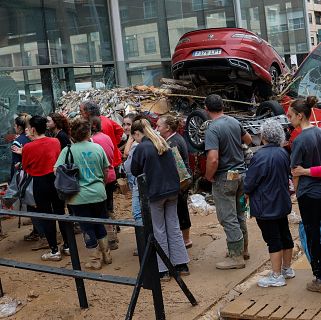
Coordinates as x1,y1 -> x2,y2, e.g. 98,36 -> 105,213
182,228 -> 193,248
240,220 -> 250,260
106,224 -> 119,250
216,239 -> 245,270
84,246 -> 102,270
98,237 -> 112,265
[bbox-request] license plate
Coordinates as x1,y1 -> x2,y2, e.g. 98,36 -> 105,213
192,49 -> 222,57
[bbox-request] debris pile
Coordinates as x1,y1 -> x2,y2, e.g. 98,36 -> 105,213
56,80 -> 190,119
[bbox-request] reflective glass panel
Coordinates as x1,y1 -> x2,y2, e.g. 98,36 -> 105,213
240,0 -> 308,55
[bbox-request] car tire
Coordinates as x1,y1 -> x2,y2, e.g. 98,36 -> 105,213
269,65 -> 279,84
256,100 -> 285,117
185,109 -> 210,150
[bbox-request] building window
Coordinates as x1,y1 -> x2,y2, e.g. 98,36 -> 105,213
192,0 -> 209,11
316,13 -> 321,25
119,6 -> 128,21
144,37 -> 156,54
0,54 -> 13,67
309,13 -> 313,23
314,0 -> 321,4
73,43 -> 90,63
288,17 -> 305,30
143,0 -> 156,19
125,35 -> 139,58
311,36 -> 315,46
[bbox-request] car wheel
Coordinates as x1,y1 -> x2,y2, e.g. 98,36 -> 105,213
256,100 -> 285,117
269,65 -> 279,85
185,109 -> 211,150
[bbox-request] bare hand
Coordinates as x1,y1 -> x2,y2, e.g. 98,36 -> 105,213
291,166 -> 310,177
11,145 -> 22,155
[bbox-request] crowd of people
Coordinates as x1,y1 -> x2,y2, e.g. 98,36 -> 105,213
204,94 -> 320,292
6,93 -> 321,292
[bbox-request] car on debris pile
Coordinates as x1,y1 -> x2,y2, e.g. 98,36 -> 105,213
172,27 -> 289,104
170,31 -> 321,179
169,28 -> 291,152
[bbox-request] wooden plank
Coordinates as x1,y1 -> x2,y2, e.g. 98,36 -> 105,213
220,299 -> 256,318
256,303 -> 280,319
242,301 -> 268,318
299,309 -> 320,320
284,308 -> 306,320
270,306 -> 294,319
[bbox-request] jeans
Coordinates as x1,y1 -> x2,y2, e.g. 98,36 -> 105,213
212,173 -> 246,243
127,173 -> 142,222
69,201 -> 108,248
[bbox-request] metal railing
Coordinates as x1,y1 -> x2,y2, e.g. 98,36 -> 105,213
0,174 -> 197,319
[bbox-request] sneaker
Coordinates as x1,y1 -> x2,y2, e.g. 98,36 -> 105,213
282,267 -> 295,279
175,263 -> 190,276
60,245 -> 70,256
257,272 -> 286,288
24,231 -> 39,241
306,278 -> 321,293
41,251 -> 62,261
159,271 -> 171,282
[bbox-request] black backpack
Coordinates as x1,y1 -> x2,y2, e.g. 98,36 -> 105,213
54,145 -> 80,200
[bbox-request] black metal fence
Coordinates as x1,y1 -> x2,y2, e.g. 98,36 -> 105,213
0,175 -> 197,319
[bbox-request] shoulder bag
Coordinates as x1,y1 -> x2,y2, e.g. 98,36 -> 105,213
54,145 -> 80,200
171,146 -> 192,191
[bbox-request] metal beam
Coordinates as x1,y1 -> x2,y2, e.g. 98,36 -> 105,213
0,258 -> 136,286
0,208 -> 142,227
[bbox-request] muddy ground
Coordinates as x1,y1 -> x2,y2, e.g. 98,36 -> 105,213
0,192 -> 300,320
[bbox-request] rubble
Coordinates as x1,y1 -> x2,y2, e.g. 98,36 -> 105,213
56,83 -> 177,120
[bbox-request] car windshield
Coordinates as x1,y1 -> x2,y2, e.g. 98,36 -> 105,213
288,46 -> 321,98
288,46 -> 321,99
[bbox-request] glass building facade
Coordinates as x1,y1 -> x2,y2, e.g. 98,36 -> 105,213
0,0 -> 309,182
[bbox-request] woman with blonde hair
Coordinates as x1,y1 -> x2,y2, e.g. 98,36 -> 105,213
131,119 -> 190,281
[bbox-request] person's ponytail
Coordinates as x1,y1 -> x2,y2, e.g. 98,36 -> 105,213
306,96 -> 318,109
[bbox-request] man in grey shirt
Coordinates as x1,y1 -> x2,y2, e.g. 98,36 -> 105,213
205,94 -> 252,269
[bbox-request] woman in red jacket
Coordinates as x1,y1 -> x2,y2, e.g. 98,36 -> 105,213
20,116 -> 69,261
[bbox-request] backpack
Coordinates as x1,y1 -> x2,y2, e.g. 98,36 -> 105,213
54,145 -> 80,200
3,165 -> 36,208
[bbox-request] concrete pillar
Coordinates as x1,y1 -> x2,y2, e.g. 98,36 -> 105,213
234,0 -> 242,28
109,0 -> 128,87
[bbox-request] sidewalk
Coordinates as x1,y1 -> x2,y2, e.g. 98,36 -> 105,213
219,255 -> 321,320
